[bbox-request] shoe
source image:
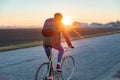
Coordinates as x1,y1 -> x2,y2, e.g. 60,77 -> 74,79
56,63 -> 62,72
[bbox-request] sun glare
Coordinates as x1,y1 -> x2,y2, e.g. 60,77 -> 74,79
62,16 -> 74,26
62,19 -> 72,25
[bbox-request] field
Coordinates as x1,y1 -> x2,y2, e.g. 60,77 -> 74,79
0,28 -> 42,46
0,27 -> 120,51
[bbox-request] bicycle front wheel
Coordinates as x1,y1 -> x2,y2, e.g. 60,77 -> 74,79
35,62 -> 49,80
61,56 -> 75,80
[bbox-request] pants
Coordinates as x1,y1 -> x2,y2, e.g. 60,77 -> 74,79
43,45 -> 64,63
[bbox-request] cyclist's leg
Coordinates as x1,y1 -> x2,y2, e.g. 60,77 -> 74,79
43,45 -> 51,59
43,45 -> 52,76
53,45 -> 64,63
53,45 -> 64,71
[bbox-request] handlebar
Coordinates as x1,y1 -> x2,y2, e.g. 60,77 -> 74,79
63,47 -> 74,53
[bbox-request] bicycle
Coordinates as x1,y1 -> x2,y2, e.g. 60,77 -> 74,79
34,47 -> 75,80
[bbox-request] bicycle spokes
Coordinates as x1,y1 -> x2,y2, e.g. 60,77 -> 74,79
61,56 -> 75,80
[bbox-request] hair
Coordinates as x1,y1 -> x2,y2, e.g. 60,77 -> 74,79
54,13 -> 63,21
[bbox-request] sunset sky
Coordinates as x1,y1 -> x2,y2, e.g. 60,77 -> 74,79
0,0 -> 120,27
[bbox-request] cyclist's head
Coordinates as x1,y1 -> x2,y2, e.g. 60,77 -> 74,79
54,13 -> 63,22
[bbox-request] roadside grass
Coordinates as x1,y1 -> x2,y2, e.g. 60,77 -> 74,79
0,31 -> 120,52
70,31 -> 120,40
0,41 -> 42,52
83,30 -> 120,38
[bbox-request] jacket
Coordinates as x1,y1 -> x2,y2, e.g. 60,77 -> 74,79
42,18 -> 72,47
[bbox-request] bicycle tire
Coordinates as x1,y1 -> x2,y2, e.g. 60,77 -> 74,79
61,56 -> 75,80
34,62 -> 49,80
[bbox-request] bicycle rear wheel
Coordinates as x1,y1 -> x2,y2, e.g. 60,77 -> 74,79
61,56 -> 75,80
35,62 -> 49,80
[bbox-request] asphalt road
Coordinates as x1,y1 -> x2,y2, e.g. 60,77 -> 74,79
0,33 -> 120,80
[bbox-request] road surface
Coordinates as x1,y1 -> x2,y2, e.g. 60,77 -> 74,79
0,33 -> 120,80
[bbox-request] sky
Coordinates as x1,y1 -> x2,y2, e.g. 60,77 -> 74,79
0,0 -> 120,27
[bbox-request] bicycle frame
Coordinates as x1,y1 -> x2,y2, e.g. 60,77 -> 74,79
47,47 -> 56,77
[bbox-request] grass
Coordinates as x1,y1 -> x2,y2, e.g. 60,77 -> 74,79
0,41 -> 43,52
83,31 -> 120,38
70,30 -> 120,40
0,31 -> 120,52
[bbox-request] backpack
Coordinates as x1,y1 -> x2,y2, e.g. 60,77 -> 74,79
42,18 -> 56,37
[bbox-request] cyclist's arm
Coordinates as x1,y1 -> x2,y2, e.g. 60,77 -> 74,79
61,25 -> 73,47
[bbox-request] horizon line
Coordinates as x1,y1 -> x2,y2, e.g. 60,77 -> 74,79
0,20 -> 119,27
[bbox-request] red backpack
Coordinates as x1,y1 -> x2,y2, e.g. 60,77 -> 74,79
42,18 -> 56,37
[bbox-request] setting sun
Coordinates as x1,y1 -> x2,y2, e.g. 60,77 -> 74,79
62,16 -> 74,26
62,19 -> 72,25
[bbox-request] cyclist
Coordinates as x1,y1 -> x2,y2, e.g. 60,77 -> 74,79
42,13 -> 74,72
